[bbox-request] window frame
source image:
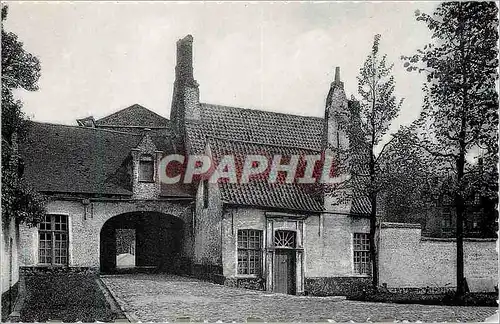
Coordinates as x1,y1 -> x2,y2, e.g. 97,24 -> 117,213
38,214 -> 69,266
353,232 -> 371,275
138,154 -> 155,183
469,211 -> 482,231
274,230 -> 296,249
237,229 -> 263,276
441,207 -> 453,233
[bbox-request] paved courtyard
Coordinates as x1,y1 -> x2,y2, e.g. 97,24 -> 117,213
101,274 -> 497,322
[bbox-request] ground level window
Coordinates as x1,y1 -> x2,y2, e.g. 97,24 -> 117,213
237,229 -> 262,275
441,208 -> 453,233
38,214 -> 68,265
353,233 -> 370,275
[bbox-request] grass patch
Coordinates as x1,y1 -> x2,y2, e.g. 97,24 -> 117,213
21,273 -> 116,322
1,282 -> 19,321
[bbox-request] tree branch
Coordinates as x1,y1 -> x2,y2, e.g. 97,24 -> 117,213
415,140 -> 458,159
374,134 -> 397,164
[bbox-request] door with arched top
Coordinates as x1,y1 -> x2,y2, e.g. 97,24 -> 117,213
273,230 -> 296,294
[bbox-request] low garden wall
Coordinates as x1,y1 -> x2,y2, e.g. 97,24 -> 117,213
378,222 -> 498,292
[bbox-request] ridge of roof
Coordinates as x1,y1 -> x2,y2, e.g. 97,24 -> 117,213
28,121 -> 144,137
200,102 -> 324,121
95,103 -> 169,123
96,125 -> 170,129
206,135 -> 321,153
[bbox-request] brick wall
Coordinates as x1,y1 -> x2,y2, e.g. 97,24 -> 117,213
19,199 -> 192,270
304,277 -> 372,297
305,213 -> 370,277
378,222 -> 498,292
303,213 -> 371,296
193,181 -> 223,268
220,209 -> 371,295
221,207 -> 266,279
131,134 -> 161,200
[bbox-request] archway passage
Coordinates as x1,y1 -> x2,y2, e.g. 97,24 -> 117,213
100,212 -> 184,274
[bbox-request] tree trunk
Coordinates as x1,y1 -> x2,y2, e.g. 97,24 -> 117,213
455,1 -> 467,298
369,192 -> 378,289
369,142 -> 378,290
455,192 -> 465,297
455,133 -> 466,297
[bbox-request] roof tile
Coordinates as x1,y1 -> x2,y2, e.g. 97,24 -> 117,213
20,122 -> 141,195
208,137 -> 323,213
96,104 -> 170,127
186,103 -> 323,154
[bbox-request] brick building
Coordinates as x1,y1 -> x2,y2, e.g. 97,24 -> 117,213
379,187 -> 498,239
17,35 -> 497,295
17,35 -> 373,296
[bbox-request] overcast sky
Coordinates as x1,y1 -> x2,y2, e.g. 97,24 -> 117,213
5,1 -> 438,133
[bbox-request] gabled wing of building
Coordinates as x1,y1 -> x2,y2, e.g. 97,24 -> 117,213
20,111 -> 192,198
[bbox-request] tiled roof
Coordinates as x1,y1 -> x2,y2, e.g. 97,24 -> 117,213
21,122 -> 192,198
94,104 -> 175,155
184,103 -> 371,215
219,182 -> 323,213
207,137 -> 323,213
185,103 -> 323,154
351,196 -> 372,215
345,174 -> 372,216
20,122 -> 141,195
185,120 -> 207,154
96,104 -> 170,127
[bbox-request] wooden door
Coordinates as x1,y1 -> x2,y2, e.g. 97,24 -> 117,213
274,249 -> 296,294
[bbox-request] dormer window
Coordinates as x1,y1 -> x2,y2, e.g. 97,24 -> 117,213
76,116 -> 96,128
139,154 -> 155,182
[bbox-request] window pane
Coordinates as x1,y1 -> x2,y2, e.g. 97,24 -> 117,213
237,230 -> 262,275
238,230 -> 248,248
274,230 -> 295,248
39,215 -> 68,265
40,215 -> 51,230
39,232 -> 52,264
139,155 -> 155,182
353,233 -> 371,275
238,250 -> 248,274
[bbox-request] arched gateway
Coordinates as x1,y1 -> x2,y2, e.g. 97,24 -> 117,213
100,211 -> 184,273
17,199 -> 194,273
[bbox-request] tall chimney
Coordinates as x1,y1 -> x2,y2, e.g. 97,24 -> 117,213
334,66 -> 341,83
175,35 -> 196,86
326,66 -> 345,109
170,34 -> 200,153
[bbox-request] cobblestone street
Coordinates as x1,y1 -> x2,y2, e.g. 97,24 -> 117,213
101,274 -> 497,322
